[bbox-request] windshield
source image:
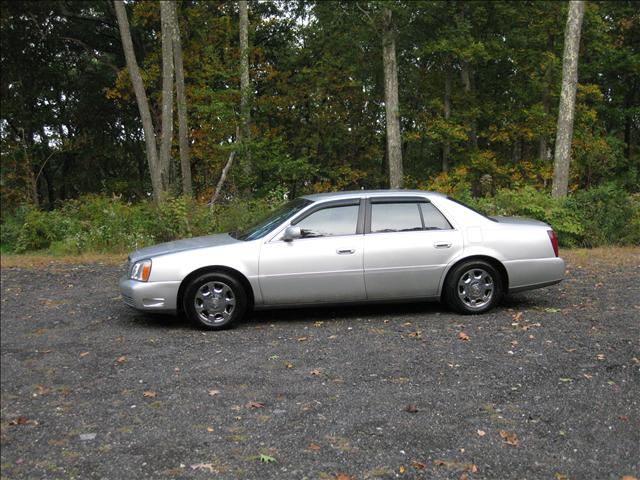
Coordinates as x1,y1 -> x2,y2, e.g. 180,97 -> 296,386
231,198 -> 313,241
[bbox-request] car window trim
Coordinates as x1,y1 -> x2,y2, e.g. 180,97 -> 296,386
269,198 -> 364,242
365,196 -> 431,234
364,197 -> 456,233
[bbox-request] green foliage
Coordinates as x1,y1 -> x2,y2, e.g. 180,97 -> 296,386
1,194 -> 284,255
472,187 -> 584,247
470,185 -> 640,248
566,183 -> 640,247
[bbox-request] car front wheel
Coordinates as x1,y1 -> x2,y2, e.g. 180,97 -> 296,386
183,272 -> 247,330
444,260 -> 503,314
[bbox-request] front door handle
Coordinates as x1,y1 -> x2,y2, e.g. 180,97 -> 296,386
336,248 -> 355,255
434,242 -> 452,249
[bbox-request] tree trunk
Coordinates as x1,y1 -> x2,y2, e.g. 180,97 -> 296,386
552,0 -> 585,198
113,0 -> 164,203
159,1 -> 175,192
461,63 -> 478,149
382,7 -> 403,189
443,65 -> 452,173
171,1 -> 192,198
238,0 -> 252,183
539,33 -> 554,162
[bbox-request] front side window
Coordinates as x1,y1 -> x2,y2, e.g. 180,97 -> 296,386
371,202 -> 422,233
294,205 -> 359,238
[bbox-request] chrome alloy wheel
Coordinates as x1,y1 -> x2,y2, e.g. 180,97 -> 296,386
194,281 -> 236,325
457,268 -> 494,310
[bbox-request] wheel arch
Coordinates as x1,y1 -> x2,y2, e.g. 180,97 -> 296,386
439,255 -> 509,300
177,266 -> 255,315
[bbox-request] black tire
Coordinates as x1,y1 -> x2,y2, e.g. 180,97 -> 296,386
183,272 -> 248,330
444,260 -> 504,314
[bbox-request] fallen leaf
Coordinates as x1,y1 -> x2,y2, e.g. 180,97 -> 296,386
335,475 -> 353,480
9,417 -> 37,426
284,362 -> 294,369
191,463 -> 216,473
307,443 -> 321,451
583,373 -> 593,379
399,465 -> 406,474
512,311 -> 523,322
620,476 -> 638,480
554,474 -> 569,480
259,454 -> 276,463
499,429 -> 519,446
458,331 -> 470,341
246,401 -> 265,409
208,389 -> 220,396
116,355 -> 126,364
477,429 -> 486,437
408,331 -> 422,338
206,427 -> 214,432
596,353 -> 606,360
411,461 -> 426,470
143,390 -> 157,398
310,369 -> 322,376
79,351 -> 90,357
460,474 -> 469,480
314,321 -> 324,327
468,464 -> 478,473
297,336 -> 308,342
405,404 -> 418,413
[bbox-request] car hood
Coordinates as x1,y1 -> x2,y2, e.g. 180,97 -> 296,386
492,216 -> 549,227
128,233 -> 239,262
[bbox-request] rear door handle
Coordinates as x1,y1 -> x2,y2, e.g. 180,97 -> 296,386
434,242 -> 452,249
336,248 -> 355,255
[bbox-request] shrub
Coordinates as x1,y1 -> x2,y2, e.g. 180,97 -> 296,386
472,187 -> 583,247
567,183 -> 640,247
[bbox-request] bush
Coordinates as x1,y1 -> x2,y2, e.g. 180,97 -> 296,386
2,186 -> 637,255
471,185 -> 639,248
471,187 -> 584,247
1,193 -> 284,255
566,183 -> 640,247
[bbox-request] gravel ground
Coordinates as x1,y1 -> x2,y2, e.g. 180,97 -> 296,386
1,253 -> 638,479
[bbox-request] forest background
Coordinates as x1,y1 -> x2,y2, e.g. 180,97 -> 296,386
1,0 -> 638,255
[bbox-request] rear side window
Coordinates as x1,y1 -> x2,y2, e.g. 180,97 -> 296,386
371,203 -> 423,233
295,205 -> 359,238
420,203 -> 452,230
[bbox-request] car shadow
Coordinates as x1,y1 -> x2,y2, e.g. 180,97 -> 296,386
247,300 -> 443,326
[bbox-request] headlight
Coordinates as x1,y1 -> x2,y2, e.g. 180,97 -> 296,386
130,259 -> 152,282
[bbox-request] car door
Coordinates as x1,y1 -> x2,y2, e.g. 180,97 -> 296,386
258,199 -> 366,305
363,198 -> 463,299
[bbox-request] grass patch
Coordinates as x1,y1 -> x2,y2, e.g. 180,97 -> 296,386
0,252 -> 125,269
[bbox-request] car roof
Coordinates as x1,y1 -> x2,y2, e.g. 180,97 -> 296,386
300,189 -> 447,202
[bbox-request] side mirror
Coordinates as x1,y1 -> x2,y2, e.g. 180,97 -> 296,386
282,225 -> 301,242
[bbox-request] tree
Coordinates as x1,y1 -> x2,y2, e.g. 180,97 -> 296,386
239,0 -> 252,185
159,1 -> 175,192
114,0 -> 164,203
381,6 -> 402,188
552,0 -> 585,198
171,1 -> 193,198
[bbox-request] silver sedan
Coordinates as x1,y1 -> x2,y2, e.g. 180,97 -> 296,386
120,190 -> 564,329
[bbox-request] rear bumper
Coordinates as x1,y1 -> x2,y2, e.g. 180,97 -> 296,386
504,257 -> 565,293
119,277 -> 180,313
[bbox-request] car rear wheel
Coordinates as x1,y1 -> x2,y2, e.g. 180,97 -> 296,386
444,260 -> 503,314
183,272 -> 247,330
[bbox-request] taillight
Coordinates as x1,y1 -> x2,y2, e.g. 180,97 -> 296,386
547,230 -> 559,257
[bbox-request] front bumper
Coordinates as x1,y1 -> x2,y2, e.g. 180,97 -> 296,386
119,277 -> 180,313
